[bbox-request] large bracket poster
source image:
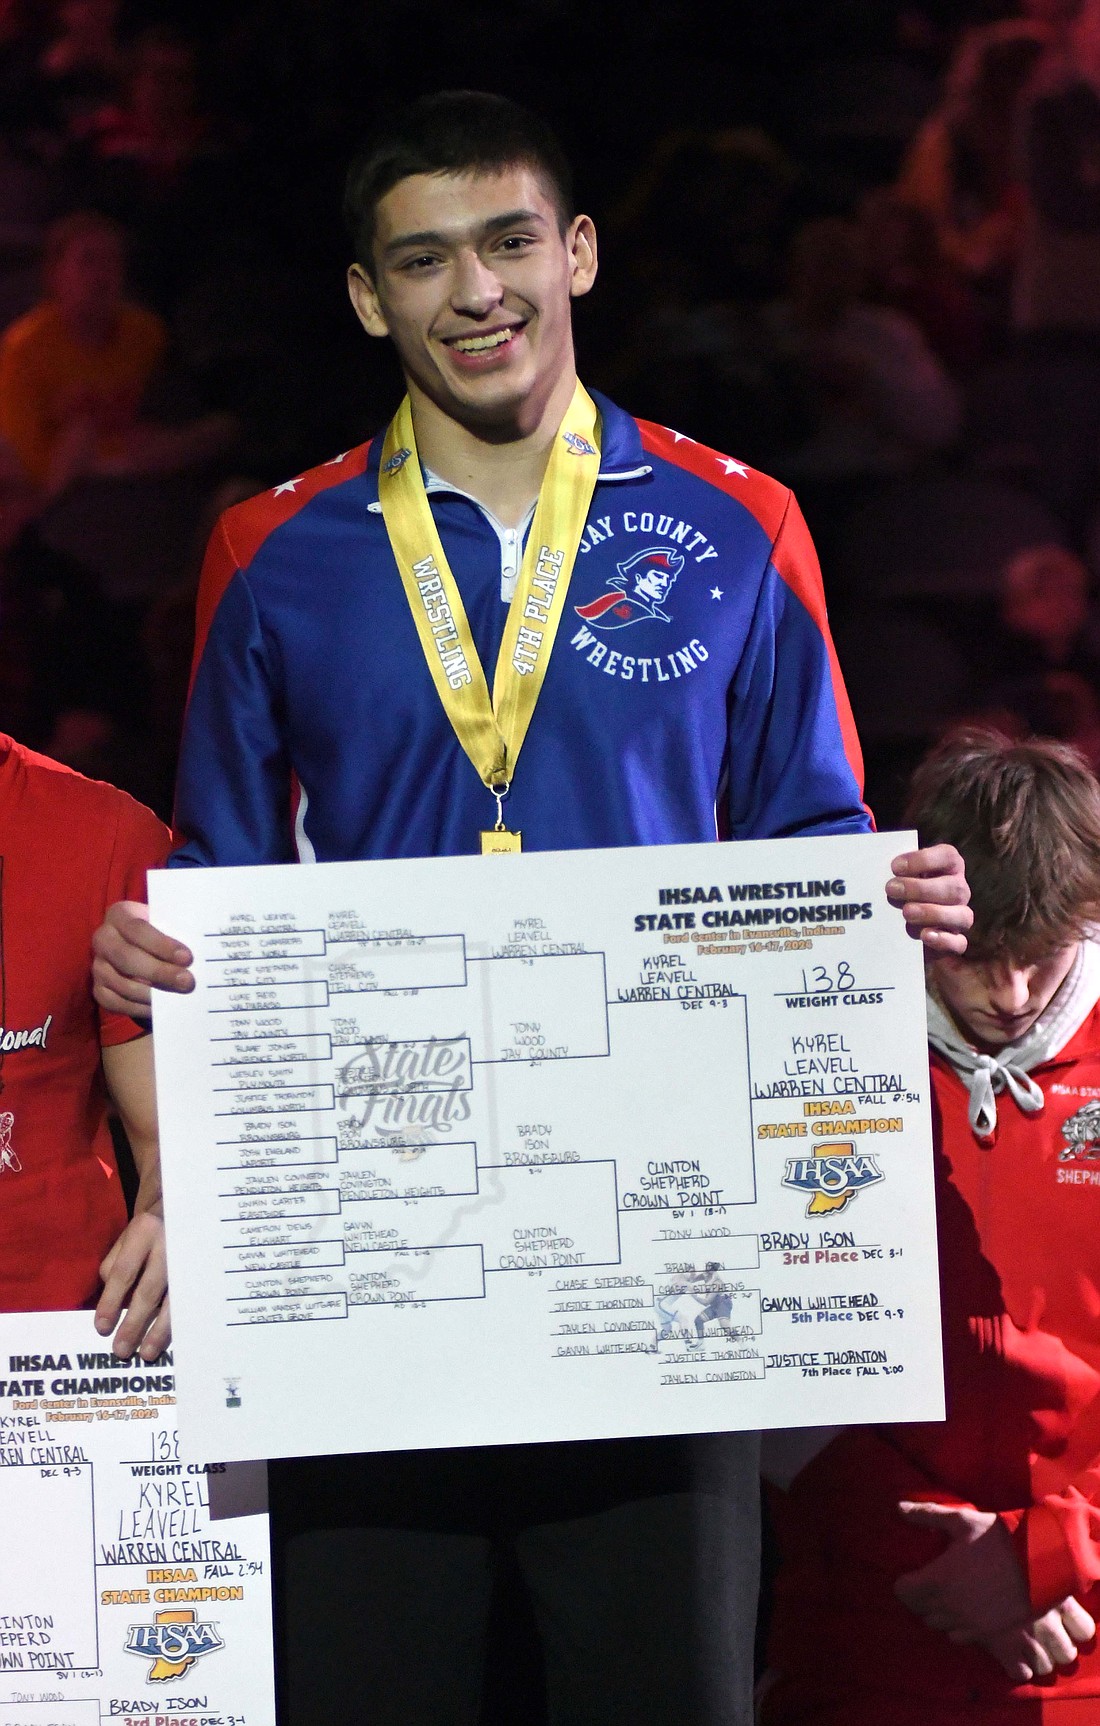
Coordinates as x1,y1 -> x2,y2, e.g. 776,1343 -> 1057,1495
0,1311 -> 274,1726
149,832 -> 944,1463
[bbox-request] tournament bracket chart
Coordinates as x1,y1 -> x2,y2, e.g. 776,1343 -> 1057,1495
149,832 -> 944,1463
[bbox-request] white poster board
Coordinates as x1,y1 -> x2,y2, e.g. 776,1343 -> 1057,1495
150,832 -> 943,1462
0,1311 -> 274,1726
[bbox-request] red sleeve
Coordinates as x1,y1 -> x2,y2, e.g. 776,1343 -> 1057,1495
1005,1467 -> 1100,1612
186,446 -> 373,704
189,513 -> 241,698
98,792 -> 173,1047
995,1361 -> 1100,1610
768,492 -> 869,824
775,1426 -> 974,1575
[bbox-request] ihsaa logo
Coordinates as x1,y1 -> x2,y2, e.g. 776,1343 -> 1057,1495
126,1609 -> 224,1681
782,1146 -> 883,1216
562,429 -> 597,456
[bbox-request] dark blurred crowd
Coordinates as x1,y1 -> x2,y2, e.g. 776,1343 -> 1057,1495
1,0 -> 1100,823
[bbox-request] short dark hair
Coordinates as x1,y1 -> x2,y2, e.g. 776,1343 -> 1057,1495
343,90 -> 575,271
905,726 -> 1100,962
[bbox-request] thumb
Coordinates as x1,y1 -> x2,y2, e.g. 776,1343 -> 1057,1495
897,1501 -> 972,1540
113,898 -> 151,924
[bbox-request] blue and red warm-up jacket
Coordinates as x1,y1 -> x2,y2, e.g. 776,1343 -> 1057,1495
172,391 -> 870,867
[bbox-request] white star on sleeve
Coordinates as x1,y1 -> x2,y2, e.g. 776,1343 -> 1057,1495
710,587 -> 723,600
273,477 -> 303,496
717,456 -> 749,477
671,429 -> 695,443
324,452 -> 348,466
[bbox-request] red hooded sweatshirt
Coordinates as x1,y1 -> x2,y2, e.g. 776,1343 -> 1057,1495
765,997 -> 1100,1724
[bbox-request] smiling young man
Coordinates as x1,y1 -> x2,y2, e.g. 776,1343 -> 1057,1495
89,92 -> 971,1726
763,728 -> 1100,1726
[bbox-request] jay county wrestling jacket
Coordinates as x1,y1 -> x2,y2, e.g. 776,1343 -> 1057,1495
172,391 -> 870,867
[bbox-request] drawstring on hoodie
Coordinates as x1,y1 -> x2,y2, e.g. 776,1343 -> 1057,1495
944,1050 -> 1043,1138
926,939 -> 1100,1138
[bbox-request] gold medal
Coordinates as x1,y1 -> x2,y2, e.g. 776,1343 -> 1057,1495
379,383 -> 601,853
479,780 -> 522,852
480,826 -> 523,854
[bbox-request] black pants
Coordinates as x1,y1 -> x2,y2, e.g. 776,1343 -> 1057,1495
271,1433 -> 760,1726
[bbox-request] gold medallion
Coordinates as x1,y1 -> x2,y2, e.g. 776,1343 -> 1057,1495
480,828 -> 523,854
379,382 -> 601,854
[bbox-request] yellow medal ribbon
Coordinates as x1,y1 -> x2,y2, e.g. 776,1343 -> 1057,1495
379,380 -> 601,852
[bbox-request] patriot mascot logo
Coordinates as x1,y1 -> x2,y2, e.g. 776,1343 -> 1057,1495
575,546 -> 684,629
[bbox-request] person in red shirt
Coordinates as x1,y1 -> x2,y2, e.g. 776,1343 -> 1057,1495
0,731 -> 172,1358
763,727 -> 1100,1726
